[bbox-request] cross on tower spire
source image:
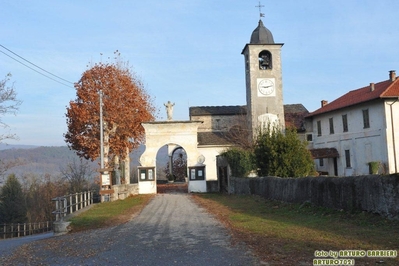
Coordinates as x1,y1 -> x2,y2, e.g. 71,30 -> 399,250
256,1 -> 265,18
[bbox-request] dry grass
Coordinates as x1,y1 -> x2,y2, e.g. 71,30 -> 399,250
192,193 -> 399,265
69,194 -> 154,232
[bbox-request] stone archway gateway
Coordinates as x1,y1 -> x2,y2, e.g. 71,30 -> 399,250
138,121 -> 207,194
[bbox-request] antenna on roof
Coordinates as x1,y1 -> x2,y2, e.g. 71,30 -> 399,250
256,1 -> 265,19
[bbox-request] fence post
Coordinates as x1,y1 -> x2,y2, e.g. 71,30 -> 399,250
55,199 -> 60,221
75,193 -> 78,212
83,192 -> 86,207
63,198 -> 67,220
70,194 -> 73,214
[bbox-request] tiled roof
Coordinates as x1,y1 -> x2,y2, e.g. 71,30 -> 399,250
284,104 -> 308,114
197,132 -> 233,146
190,104 -> 308,131
307,78 -> 399,117
189,106 -> 247,116
284,104 -> 309,131
309,148 -> 339,159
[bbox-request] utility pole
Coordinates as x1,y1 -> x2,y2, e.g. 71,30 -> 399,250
99,90 -> 104,169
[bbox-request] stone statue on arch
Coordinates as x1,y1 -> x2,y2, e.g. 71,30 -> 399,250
164,101 -> 175,121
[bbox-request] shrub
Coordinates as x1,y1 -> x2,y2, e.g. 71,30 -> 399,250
254,126 -> 314,178
221,148 -> 255,177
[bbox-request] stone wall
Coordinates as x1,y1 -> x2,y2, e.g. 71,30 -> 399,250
206,181 -> 219,193
229,175 -> 399,219
111,184 -> 139,200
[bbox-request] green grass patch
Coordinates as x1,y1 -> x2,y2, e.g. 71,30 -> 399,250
69,194 -> 153,232
196,194 -> 399,265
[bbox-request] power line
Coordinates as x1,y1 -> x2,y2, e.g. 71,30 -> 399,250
0,50 -> 73,88
0,44 -> 75,88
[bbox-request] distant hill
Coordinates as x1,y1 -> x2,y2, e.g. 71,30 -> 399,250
0,143 -> 38,150
0,145 -> 169,183
0,146 -> 96,179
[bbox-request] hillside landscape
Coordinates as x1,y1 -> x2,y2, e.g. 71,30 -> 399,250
0,145 -> 168,184
0,146 -> 97,183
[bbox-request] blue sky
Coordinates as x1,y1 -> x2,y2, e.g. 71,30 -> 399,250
1,0 -> 398,146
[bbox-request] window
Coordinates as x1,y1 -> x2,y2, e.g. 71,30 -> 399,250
139,167 -> 155,181
258,50 -> 272,70
306,134 -> 313,142
342,114 -> 348,132
189,166 -> 205,181
345,150 -> 351,168
319,158 -> 324,167
329,118 -> 334,134
362,109 -> 370,128
317,121 -> 322,136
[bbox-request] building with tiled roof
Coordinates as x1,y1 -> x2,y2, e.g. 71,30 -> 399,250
189,104 -> 309,146
305,71 -> 399,176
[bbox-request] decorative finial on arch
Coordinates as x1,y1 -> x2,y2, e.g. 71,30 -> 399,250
255,1 -> 265,19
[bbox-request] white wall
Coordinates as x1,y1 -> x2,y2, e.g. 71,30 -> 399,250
311,101 -> 389,176
197,146 -> 228,181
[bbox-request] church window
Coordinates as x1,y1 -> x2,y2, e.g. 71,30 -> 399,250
258,50 -> 272,70
214,119 -> 221,130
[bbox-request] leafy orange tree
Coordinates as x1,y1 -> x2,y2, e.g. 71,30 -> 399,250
65,57 -> 156,182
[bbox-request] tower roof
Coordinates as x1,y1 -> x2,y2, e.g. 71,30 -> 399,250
250,19 -> 274,44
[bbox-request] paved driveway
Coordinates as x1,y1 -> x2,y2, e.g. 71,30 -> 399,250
0,194 -> 259,265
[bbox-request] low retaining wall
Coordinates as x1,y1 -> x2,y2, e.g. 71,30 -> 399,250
111,184 -> 139,200
229,175 -> 399,219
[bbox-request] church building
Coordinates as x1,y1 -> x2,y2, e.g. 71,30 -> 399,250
136,18 -> 308,194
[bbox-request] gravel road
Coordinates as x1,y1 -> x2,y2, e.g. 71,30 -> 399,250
0,194 -> 260,265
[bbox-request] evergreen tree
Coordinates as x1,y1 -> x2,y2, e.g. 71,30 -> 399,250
0,174 -> 27,223
254,126 -> 315,178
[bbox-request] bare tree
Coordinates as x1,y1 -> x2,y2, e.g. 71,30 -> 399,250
0,158 -> 26,183
0,73 -> 22,142
60,158 -> 95,193
223,113 -> 253,150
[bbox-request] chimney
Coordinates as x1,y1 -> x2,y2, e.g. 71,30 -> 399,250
321,100 -> 328,107
389,70 -> 396,81
370,83 -> 375,92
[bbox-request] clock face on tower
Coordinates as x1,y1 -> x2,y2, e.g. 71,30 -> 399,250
257,78 -> 276,97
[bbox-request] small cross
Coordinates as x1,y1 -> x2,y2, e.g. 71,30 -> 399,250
255,1 -> 265,18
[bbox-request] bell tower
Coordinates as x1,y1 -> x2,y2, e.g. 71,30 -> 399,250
242,17 -> 284,139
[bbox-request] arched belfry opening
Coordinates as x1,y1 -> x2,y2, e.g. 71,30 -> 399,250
259,50 -> 272,70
